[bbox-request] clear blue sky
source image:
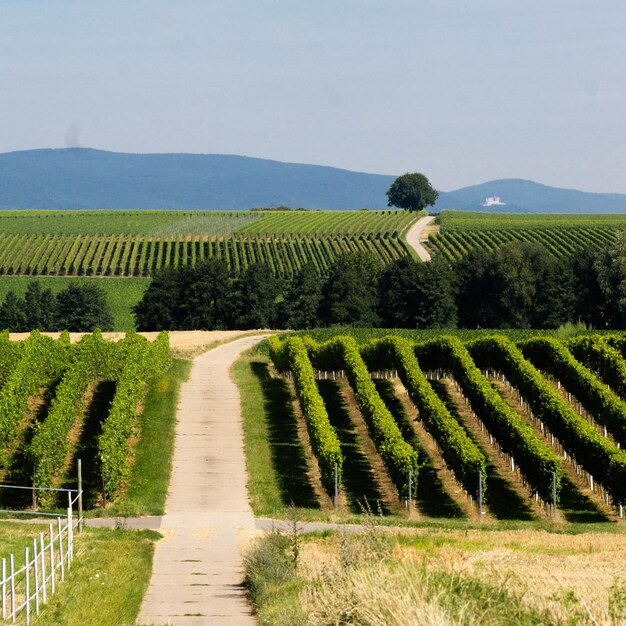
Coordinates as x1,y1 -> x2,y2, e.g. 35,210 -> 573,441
1,1 -> 625,192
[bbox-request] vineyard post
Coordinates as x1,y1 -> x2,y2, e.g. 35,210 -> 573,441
478,471 -> 483,520
552,472 -> 557,521
334,463 -> 338,511
77,459 -> 83,533
408,470 -> 413,518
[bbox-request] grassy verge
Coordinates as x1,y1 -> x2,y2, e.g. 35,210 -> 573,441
0,522 -> 158,626
101,359 -> 191,517
0,276 -> 149,331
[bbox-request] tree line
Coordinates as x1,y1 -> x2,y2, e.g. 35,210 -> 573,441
133,233 -> 626,331
0,282 -> 114,331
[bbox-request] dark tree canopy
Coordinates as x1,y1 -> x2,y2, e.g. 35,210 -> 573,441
386,172 -> 439,212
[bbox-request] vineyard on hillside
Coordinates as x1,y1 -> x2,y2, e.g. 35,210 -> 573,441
0,330 -> 170,508
267,332 -> 626,521
0,210 -> 416,277
426,211 -> 626,261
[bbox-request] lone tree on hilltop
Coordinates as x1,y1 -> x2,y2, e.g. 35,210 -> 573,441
386,172 -> 438,212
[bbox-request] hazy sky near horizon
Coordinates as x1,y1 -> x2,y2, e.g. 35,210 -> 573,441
1,1 -> 625,193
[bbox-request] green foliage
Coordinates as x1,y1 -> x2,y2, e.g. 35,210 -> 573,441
365,336 -> 486,497
0,210 -> 415,279
416,336 -> 562,501
98,332 -> 171,500
386,173 -> 438,212
310,336 -> 418,491
320,253 -> 383,327
520,337 -> 626,447
570,336 -> 626,400
429,210 -> 624,262
27,331 -> 121,501
379,256 -> 457,329
55,283 -> 114,331
267,336 -> 343,494
0,331 -> 70,451
468,336 -> 626,503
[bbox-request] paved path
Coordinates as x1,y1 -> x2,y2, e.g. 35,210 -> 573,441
405,214 -> 436,261
137,335 -> 265,626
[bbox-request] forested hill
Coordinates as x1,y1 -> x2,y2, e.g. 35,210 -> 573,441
0,148 -> 394,211
1,147 -> 626,212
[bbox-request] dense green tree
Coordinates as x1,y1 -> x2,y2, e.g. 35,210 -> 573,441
532,258 -> 576,328
134,267 -> 182,331
379,256 -> 456,328
278,263 -> 324,329
571,246 -> 608,328
595,233 -> 626,328
456,242 -> 572,329
234,264 -> 280,329
134,259 -> 235,330
455,248 -> 493,328
24,281 -> 57,330
386,172 -> 438,212
320,253 -> 382,326
180,259 -> 235,329
56,284 -> 114,331
0,291 -> 28,331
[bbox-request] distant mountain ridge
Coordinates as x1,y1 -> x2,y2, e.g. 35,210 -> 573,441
1,148 -> 626,213
435,179 -> 626,214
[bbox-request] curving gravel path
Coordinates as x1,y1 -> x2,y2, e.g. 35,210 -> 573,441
405,214 -> 436,261
136,335 -> 267,626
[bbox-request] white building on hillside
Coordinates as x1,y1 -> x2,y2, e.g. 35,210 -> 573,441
481,196 -> 506,207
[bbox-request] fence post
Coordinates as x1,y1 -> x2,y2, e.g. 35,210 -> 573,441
49,523 -> 55,595
67,507 -> 73,566
10,554 -> 15,623
57,517 -> 64,582
32,539 -> 39,616
24,547 -> 29,625
77,459 -> 83,533
40,533 -> 46,604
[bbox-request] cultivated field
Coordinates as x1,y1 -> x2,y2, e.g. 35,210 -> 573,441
0,209 -> 416,278
426,210 -> 626,261
241,332 -> 626,523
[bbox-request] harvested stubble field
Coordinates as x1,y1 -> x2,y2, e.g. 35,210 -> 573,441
247,524 -> 626,625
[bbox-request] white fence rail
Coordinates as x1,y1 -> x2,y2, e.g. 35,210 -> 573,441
0,490 -> 82,624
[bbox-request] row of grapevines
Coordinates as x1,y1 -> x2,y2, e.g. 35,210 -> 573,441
27,331 -> 121,500
468,336 -> 626,503
362,336 -> 486,497
0,330 -> 25,388
309,336 -> 418,491
416,336 -> 562,500
520,337 -> 626,447
569,336 -> 626,400
98,331 -> 171,500
0,331 -> 71,451
267,336 -> 343,493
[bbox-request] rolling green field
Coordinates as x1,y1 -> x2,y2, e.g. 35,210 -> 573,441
0,276 -> 149,330
427,210 -> 626,261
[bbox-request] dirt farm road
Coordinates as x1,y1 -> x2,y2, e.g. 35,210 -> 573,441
135,334 -> 266,626
405,214 -> 436,261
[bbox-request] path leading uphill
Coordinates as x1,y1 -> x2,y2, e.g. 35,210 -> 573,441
137,335 -> 266,626
405,214 -> 436,261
